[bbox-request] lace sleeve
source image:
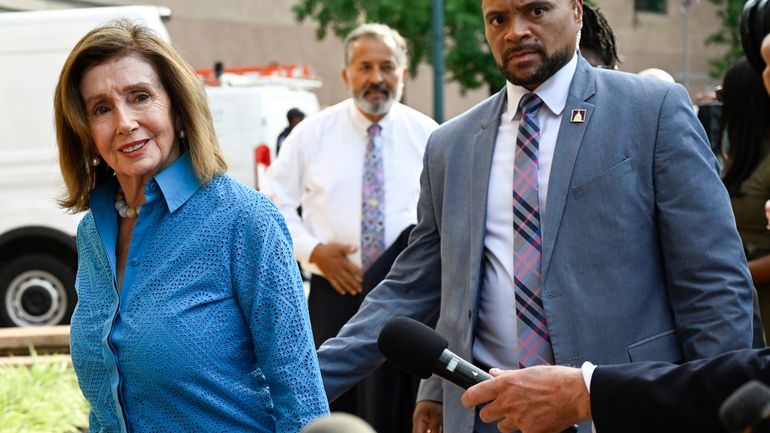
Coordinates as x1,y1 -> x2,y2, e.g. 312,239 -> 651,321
231,193 -> 329,431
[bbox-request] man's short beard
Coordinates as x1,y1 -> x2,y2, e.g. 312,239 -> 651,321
352,81 -> 402,117
499,45 -> 573,88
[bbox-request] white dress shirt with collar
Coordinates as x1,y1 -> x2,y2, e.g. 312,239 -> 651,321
263,98 -> 438,276
473,53 -> 579,369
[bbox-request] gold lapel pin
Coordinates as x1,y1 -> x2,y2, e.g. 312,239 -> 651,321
570,109 -> 586,123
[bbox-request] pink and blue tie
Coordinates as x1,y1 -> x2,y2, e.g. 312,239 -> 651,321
361,123 -> 385,271
514,93 -> 554,368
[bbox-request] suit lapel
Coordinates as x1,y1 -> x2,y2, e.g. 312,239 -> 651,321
469,90 -> 506,306
541,58 -> 596,280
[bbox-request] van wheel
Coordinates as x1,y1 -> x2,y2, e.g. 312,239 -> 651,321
0,254 -> 76,327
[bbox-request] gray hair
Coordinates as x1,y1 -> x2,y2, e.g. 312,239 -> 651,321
343,23 -> 408,68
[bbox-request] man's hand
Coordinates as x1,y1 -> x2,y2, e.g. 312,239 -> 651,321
461,366 -> 592,433
412,400 -> 443,433
309,243 -> 363,295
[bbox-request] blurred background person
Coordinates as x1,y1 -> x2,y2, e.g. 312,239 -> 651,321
579,3 -> 620,70
276,107 -> 306,155
638,67 -> 676,83
263,23 -> 438,432
720,57 -> 770,341
55,20 -> 327,432
696,86 -> 724,164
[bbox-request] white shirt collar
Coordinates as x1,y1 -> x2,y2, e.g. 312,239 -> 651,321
505,52 -> 578,120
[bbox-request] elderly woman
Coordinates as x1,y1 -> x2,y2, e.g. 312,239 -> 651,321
54,20 -> 328,432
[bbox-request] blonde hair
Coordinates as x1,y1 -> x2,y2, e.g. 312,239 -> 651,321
54,19 -> 227,212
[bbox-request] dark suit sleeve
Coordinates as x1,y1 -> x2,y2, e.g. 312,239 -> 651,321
362,224 -> 415,294
591,348 -> 770,433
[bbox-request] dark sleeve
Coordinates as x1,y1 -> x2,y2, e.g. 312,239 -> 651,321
591,348 -> 770,433
362,224 -> 415,293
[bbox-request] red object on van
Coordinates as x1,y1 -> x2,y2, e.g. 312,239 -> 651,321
255,144 -> 271,167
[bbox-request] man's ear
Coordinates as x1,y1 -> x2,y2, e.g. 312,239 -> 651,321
573,0 -> 583,22
341,67 -> 350,87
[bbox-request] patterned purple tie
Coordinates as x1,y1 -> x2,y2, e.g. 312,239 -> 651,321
514,93 -> 554,368
361,123 -> 385,271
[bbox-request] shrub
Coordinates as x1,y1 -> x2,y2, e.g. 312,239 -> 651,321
0,351 -> 88,433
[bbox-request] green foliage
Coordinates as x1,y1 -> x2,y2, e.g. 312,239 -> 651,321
293,0 -> 737,89
0,352 -> 89,433
293,0 -> 505,93
444,0 -> 505,93
706,0 -> 745,78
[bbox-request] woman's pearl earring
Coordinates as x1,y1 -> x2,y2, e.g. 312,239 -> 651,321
91,157 -> 100,167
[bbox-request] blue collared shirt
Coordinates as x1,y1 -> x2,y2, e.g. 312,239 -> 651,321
70,153 -> 328,432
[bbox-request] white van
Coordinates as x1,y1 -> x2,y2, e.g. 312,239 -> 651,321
0,6 -> 170,327
205,74 -> 321,189
0,7 -> 321,327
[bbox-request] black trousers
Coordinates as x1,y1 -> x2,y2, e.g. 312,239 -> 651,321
308,274 -> 364,414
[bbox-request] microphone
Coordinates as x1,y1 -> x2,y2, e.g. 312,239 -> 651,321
720,380 -> 770,433
377,316 -> 491,389
378,317 -> 578,433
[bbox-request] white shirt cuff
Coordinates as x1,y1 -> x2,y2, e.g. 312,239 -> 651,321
580,361 -> 597,393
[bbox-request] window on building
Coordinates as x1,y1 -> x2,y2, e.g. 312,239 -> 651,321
635,0 -> 667,13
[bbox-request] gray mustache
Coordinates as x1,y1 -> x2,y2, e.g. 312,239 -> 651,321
362,82 -> 391,97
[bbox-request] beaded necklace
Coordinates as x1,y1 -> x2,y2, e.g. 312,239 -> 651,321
114,189 -> 141,218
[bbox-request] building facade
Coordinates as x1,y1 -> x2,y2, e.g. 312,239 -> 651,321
1,0 -> 727,119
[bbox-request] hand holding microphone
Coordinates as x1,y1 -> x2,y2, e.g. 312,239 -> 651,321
378,317 -> 584,433
461,366 -> 588,433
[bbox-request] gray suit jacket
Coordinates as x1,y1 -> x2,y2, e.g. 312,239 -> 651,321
317,57 -> 753,433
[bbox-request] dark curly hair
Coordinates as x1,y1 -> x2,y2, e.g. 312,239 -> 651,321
580,4 -> 620,69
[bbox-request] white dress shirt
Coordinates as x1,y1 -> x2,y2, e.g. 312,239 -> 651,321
263,98 -> 438,276
473,53 -> 578,368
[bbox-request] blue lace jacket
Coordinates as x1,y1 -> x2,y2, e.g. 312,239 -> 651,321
70,153 -> 328,432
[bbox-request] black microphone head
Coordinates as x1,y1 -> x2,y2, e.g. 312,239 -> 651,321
720,380 -> 770,433
377,316 -> 448,379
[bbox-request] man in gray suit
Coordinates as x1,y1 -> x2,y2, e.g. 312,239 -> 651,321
317,0 -> 754,432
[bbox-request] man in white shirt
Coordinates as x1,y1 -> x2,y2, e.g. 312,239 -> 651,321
263,22 -> 438,431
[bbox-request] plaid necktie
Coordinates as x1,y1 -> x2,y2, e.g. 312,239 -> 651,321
514,93 -> 554,368
361,123 -> 385,271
